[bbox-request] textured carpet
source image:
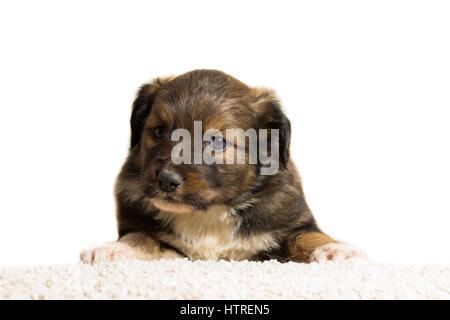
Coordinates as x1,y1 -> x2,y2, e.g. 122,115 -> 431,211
0,258 -> 448,299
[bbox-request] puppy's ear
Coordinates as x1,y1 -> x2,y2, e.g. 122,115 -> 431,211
130,77 -> 173,149
250,88 -> 291,168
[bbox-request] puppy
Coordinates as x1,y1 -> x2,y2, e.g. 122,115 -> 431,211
80,70 -> 365,264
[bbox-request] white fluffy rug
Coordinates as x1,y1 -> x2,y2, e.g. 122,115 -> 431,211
0,258 -> 448,299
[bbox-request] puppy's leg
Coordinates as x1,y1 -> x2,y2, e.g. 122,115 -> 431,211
80,231 -> 183,264
286,231 -> 366,263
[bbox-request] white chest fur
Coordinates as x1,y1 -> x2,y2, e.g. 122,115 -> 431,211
154,206 -> 279,261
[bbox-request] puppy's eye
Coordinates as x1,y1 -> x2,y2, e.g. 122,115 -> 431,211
210,135 -> 226,151
153,126 -> 165,139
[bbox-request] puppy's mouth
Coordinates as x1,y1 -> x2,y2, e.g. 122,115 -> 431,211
144,184 -> 212,214
149,196 -> 195,214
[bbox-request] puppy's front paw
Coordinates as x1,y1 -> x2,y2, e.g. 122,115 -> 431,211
309,242 -> 367,263
80,242 -> 136,264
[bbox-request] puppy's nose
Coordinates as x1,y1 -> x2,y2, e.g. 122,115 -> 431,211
158,169 -> 183,192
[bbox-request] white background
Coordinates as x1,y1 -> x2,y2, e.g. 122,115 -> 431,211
0,1 -> 449,265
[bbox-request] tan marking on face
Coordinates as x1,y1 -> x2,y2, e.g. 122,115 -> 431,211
145,112 -> 164,129
142,130 -> 157,149
184,171 -> 218,201
144,101 -> 176,132
204,114 -> 240,131
150,198 -> 195,214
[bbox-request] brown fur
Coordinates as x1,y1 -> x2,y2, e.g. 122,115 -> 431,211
286,232 -> 338,262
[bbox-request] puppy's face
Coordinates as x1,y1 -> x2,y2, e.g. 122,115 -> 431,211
129,70 -> 290,214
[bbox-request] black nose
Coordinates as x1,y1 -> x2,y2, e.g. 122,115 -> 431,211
158,169 -> 183,192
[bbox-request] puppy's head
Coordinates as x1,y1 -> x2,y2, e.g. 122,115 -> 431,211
129,70 -> 291,214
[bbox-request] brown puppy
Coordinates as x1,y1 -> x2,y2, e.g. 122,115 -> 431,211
80,70 -> 365,263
